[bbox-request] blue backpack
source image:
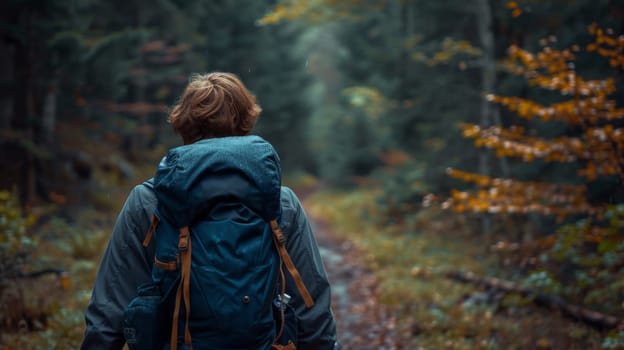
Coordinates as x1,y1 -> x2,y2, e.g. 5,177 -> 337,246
123,136 -> 314,350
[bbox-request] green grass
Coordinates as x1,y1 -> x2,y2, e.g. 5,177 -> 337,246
304,188 -> 606,350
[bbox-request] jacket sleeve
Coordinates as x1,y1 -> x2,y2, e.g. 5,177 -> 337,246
280,187 -> 340,350
81,183 -> 157,350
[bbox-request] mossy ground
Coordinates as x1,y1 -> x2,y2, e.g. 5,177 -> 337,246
304,188 -> 605,350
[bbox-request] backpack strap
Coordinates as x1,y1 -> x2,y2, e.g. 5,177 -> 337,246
144,214 -> 311,350
141,180 -> 158,249
142,214 -> 159,247
269,220 -> 315,308
171,226 -> 193,350
272,341 -> 296,350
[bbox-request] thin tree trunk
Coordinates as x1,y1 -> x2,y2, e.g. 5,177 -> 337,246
476,0 -> 495,234
22,9 -> 37,204
0,0 -> 10,129
42,83 -> 57,146
492,107 -> 510,176
399,0 -> 409,101
25,72 -> 36,205
476,0 -> 494,154
0,43 -> 13,130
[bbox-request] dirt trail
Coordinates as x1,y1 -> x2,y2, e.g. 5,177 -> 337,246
309,217 -> 403,349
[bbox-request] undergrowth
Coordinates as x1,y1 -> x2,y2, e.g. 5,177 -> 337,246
305,188 -> 606,350
1,165 -> 617,349
0,143 -> 162,349
0,201 -> 111,349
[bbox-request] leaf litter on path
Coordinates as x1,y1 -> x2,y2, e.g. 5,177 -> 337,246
312,219 -> 404,350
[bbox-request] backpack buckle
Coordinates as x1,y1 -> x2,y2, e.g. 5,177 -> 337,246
178,238 -> 188,251
178,227 -> 190,251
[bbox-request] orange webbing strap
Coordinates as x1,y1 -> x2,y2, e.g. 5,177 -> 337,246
271,341 -> 296,350
171,276 -> 182,350
142,214 -> 160,247
154,256 -> 178,271
170,226 -> 193,350
269,220 -> 315,308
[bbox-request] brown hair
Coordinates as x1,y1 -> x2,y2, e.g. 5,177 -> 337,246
168,72 -> 261,144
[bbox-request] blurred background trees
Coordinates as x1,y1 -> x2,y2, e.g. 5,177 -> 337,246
0,0 -> 315,207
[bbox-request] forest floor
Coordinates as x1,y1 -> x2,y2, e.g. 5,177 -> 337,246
0,180 -> 612,349
281,181 -> 403,349
302,188 -> 609,350
312,217 -> 402,349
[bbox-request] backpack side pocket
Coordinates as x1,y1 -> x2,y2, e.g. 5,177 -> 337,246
123,283 -> 168,350
273,293 -> 298,347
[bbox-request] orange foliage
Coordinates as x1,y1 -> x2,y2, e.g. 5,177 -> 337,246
506,1 -> 523,17
460,25 -> 624,186
412,37 -> 482,66
442,169 -> 601,217
587,23 -> 624,69
461,123 -> 624,180
379,149 -> 411,167
430,19 -> 624,335
259,0 -> 387,24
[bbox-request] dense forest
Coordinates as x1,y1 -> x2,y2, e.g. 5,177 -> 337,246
1,0 -> 623,348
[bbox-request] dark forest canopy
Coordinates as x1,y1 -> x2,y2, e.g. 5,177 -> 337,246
0,0 -> 314,205
1,0 -> 622,204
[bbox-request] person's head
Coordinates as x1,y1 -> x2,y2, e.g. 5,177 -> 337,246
168,72 -> 261,144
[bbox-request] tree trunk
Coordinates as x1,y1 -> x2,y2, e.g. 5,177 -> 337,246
476,0 -> 494,154
8,8 -> 39,204
0,0 -> 10,129
398,0 -> 413,102
0,43 -> 13,130
476,0 -> 495,235
42,83 -> 57,147
25,89 -> 36,205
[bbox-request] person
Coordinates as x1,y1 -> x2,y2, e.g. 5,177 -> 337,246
81,72 -> 340,350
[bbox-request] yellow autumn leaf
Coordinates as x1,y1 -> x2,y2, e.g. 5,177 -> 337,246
506,1 -> 519,9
